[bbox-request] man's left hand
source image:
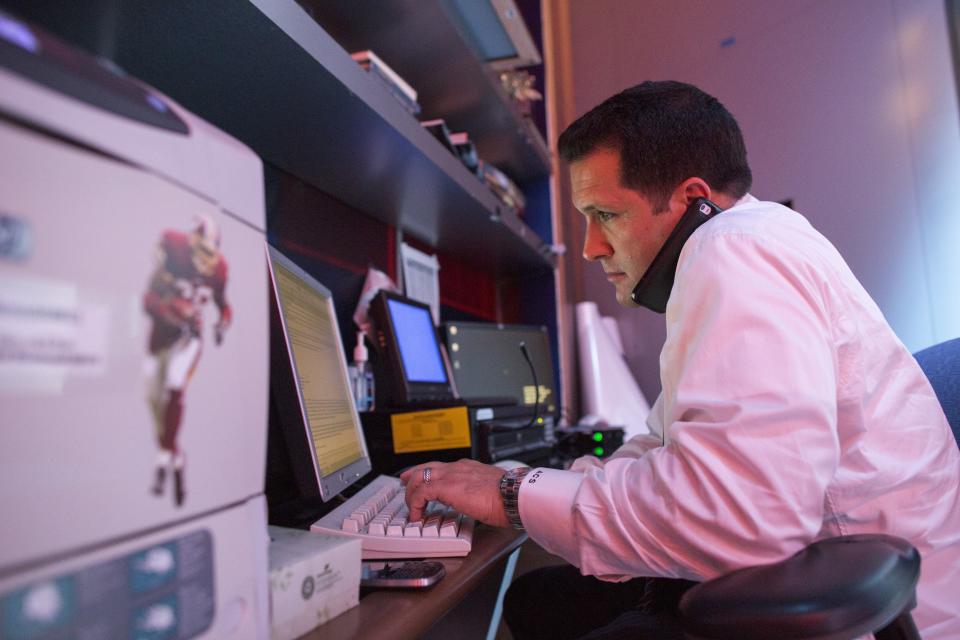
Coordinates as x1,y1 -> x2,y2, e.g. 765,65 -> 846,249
400,459 -> 510,528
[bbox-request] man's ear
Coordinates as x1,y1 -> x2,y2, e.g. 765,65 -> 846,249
666,178 -> 711,216
678,178 -> 712,205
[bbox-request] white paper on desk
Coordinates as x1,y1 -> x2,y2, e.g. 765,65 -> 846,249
401,242 -> 441,325
576,301 -> 650,439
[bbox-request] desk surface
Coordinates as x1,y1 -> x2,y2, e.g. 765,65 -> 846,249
305,525 -> 527,640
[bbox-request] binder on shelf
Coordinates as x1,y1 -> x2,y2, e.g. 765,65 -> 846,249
421,118 -> 456,153
351,49 -> 421,116
449,131 -> 482,178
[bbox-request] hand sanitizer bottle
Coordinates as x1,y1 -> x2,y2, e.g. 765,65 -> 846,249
350,331 -> 375,412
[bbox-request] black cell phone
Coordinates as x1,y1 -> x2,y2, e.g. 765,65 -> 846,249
360,560 -> 446,588
630,198 -> 723,313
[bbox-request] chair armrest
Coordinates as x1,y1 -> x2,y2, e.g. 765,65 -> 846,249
678,534 -> 920,640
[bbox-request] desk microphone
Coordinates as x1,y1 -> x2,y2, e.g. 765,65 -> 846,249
519,341 -> 540,429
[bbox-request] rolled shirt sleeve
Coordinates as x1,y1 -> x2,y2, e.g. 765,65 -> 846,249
521,227 -> 841,581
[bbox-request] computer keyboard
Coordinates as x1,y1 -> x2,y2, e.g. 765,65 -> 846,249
311,475 -> 474,559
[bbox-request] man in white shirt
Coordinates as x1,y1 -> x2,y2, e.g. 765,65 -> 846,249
401,81 -> 960,639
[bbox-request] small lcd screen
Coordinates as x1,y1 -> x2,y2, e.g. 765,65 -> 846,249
386,298 -> 448,384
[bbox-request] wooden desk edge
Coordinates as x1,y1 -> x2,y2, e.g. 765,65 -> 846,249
305,525 -> 527,639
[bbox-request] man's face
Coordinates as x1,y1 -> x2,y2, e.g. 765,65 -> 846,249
570,147 -> 684,307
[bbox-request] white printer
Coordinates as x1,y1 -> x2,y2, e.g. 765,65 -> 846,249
0,11 -> 269,639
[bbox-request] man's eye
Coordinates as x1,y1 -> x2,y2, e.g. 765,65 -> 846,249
597,211 -> 616,222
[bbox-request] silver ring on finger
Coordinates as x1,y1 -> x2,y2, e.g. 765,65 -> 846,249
423,467 -> 433,485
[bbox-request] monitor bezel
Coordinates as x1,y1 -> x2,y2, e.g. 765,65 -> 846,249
370,290 -> 455,405
266,244 -> 371,502
443,320 -> 559,419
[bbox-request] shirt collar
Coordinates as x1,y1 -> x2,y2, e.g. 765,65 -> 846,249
730,192 -> 758,209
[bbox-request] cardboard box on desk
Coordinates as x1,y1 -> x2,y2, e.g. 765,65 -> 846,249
268,526 -> 361,640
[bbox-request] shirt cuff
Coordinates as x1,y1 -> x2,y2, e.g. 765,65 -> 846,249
519,467 -> 584,561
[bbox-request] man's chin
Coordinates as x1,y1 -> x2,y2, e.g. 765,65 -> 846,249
614,285 -> 641,308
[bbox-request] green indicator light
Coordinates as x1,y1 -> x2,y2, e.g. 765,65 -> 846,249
537,417 -> 544,424
592,432 -> 603,442
593,446 -> 604,457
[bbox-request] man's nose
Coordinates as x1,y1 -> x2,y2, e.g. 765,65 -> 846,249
582,221 -> 611,261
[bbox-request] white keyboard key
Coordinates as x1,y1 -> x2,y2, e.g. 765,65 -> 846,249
384,494 -> 404,515
368,521 -> 386,536
404,521 -> 422,537
342,517 -> 361,533
440,512 -> 461,538
422,513 -> 442,537
387,518 -> 405,537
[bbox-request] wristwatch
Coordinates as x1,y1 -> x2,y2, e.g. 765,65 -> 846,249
498,466 -> 531,530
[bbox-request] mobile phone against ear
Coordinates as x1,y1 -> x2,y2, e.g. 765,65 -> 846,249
630,198 -> 723,313
360,560 -> 446,588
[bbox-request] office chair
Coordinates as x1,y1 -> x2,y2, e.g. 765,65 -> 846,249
914,337 -> 960,445
679,337 -> 960,640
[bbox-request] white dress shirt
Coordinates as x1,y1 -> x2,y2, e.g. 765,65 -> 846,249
521,195 -> 960,637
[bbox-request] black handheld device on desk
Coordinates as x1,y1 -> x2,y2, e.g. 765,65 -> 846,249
361,560 -> 445,589
631,198 -> 723,313
369,290 -> 456,408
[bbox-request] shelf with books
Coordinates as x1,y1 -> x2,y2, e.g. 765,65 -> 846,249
300,0 -> 552,187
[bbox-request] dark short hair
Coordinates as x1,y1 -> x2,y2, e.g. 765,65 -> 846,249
558,81 -> 752,210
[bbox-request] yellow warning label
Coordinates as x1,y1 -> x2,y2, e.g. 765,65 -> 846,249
390,407 -> 472,454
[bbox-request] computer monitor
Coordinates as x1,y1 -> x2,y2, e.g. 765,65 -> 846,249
267,245 -> 371,502
369,291 -> 455,405
443,322 -> 558,419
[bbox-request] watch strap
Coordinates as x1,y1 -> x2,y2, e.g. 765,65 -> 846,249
499,466 -> 531,530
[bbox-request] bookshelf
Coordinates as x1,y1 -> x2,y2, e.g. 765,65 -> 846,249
3,0 -> 555,276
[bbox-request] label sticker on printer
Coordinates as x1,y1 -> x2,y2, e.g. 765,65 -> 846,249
390,406 -> 472,453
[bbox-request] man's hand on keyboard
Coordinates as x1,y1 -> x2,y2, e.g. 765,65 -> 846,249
400,459 -> 510,528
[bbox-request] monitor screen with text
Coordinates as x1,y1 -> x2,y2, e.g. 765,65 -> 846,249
268,246 -> 370,500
